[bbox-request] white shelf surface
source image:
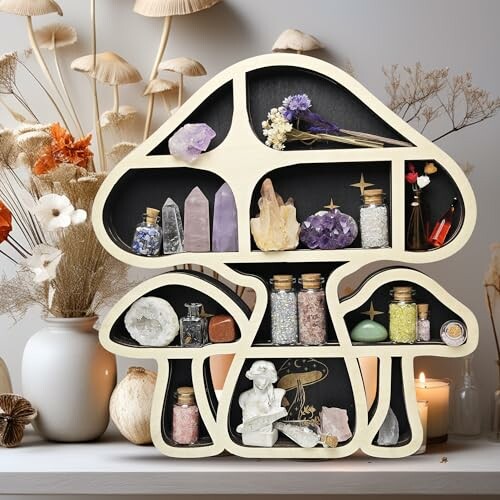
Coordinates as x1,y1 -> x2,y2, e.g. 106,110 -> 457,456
1,431 -> 500,496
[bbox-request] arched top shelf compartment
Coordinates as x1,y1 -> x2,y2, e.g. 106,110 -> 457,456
246,65 -> 412,150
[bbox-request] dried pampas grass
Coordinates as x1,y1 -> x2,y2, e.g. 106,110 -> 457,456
0,165 -> 130,319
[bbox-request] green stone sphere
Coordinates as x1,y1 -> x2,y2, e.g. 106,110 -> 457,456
350,319 -> 388,342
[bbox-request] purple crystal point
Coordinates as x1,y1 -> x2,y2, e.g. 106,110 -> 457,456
168,123 -> 216,163
300,209 -> 358,250
184,186 -> 210,252
212,182 -> 238,252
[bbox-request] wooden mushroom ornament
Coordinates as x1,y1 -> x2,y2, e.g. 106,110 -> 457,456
110,367 -> 157,445
272,28 -> 323,54
0,394 -> 37,448
34,23 -> 83,136
71,52 -> 142,114
158,57 -> 206,109
134,0 -> 221,139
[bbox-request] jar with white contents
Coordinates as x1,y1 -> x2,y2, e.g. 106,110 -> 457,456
360,189 -> 389,249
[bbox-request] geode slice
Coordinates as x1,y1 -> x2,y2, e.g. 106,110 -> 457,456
124,297 -> 179,347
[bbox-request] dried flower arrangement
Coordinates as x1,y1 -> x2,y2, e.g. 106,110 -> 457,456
0,122 -> 129,319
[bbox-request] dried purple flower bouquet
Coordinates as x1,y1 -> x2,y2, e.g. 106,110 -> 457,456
262,93 -> 411,150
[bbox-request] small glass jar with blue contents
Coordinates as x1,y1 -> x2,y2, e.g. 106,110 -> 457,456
131,207 -> 162,256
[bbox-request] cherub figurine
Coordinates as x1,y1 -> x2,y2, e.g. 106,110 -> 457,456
236,360 -> 287,447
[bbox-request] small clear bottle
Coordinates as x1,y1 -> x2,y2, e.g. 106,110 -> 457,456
270,275 -> 298,345
131,207 -> 162,256
360,189 -> 389,249
172,386 -> 199,445
452,355 -> 481,438
298,273 -> 327,345
417,303 -> 431,342
180,303 -> 208,347
389,286 -> 417,343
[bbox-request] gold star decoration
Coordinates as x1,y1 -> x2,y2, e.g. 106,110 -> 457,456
350,173 -> 374,195
324,198 -> 340,210
362,301 -> 384,321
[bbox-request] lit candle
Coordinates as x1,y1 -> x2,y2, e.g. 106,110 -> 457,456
415,400 -> 428,454
415,372 -> 450,443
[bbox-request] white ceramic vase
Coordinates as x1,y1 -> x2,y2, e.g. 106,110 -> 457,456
22,316 -> 116,442
0,356 -> 12,393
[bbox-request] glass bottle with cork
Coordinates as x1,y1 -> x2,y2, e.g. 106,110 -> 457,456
180,303 -> 208,347
428,197 -> 458,248
389,286 -> 417,343
360,188 -> 389,249
417,303 -> 431,342
131,207 -> 162,256
298,273 -> 327,345
172,386 -> 199,445
270,274 -> 298,345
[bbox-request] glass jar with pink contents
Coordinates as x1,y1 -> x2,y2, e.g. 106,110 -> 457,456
172,386 -> 199,445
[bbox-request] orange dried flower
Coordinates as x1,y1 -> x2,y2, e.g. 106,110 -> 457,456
0,200 -> 12,244
33,123 -> 93,175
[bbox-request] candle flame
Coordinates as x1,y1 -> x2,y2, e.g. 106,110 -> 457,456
419,372 -> 426,385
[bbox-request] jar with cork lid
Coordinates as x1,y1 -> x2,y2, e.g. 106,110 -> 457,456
269,275 -> 298,345
298,273 -> 327,345
131,207 -> 162,256
417,303 -> 431,342
389,286 -> 417,343
360,189 -> 389,249
172,386 -> 199,445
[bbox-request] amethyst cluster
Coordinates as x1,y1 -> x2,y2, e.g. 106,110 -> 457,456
300,209 -> 358,250
168,123 -> 216,163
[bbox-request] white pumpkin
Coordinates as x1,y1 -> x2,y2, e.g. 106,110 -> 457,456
110,367 -> 157,445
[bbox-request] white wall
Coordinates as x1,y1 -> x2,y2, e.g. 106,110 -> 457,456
0,0 -> 499,486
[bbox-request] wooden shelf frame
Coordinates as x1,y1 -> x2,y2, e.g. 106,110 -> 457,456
93,54 -> 478,459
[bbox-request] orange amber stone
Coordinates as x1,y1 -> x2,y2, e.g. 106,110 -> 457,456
208,315 -> 236,343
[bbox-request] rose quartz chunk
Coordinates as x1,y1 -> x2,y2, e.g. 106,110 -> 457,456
320,406 -> 352,442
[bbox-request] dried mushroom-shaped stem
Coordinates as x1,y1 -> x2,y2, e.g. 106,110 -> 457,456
158,57 -> 206,109
0,393 -> 37,448
34,23 -> 84,136
272,28 -> 323,54
71,52 -> 142,113
144,77 -> 178,116
0,0 -> 71,129
72,50 -> 141,170
135,0 -> 220,139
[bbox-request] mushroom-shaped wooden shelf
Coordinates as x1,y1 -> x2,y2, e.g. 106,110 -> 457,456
93,54 -> 478,459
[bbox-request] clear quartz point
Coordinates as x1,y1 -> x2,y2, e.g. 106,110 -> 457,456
162,197 -> 184,254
